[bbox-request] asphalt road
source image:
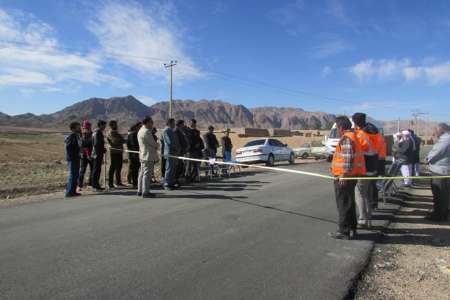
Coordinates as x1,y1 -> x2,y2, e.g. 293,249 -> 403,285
0,162 -> 374,300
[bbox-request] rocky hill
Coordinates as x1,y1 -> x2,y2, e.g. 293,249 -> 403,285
251,107 -> 335,130
0,96 -> 337,130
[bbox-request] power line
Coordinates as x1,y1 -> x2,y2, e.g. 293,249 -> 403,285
0,40 -> 388,107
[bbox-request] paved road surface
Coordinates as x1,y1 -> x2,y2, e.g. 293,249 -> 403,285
0,163 -> 375,300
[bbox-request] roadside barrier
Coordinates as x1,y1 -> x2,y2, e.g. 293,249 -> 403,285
109,147 -> 450,181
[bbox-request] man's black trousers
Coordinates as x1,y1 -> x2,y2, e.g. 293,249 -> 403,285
109,153 -> 123,187
430,174 -> 449,221
334,180 -> 357,234
78,157 -> 93,188
91,154 -> 103,189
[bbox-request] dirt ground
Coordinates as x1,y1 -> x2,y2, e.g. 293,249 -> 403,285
354,183 -> 450,300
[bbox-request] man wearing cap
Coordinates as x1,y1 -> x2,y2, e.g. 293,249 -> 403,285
78,120 -> 93,190
425,123 -> 450,221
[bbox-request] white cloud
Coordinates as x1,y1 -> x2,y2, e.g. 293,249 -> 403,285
0,68 -> 53,85
350,60 -> 375,81
0,8 -> 124,87
321,66 -> 332,77
423,62 -> 450,84
88,1 -> 202,80
349,58 -> 450,84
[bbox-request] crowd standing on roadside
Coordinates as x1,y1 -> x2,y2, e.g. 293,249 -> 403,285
64,114 -> 449,234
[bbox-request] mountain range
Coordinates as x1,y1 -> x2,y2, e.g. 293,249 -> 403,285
0,96 -> 336,130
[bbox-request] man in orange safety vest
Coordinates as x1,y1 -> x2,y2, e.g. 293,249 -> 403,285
329,116 -> 366,240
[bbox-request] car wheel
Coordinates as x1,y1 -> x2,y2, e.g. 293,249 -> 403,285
301,152 -> 309,159
289,153 -> 295,164
266,154 -> 275,166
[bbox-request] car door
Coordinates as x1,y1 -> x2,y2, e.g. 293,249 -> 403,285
268,139 -> 281,161
275,139 -> 290,160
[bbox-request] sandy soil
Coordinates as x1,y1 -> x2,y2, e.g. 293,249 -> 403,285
354,184 -> 450,300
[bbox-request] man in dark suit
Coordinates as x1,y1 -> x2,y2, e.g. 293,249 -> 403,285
65,122 -> 81,197
91,120 -> 107,191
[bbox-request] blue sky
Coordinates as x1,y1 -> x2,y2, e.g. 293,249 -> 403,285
0,0 -> 449,121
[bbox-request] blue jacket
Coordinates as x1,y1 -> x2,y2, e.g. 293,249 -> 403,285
426,132 -> 450,175
162,127 -> 181,157
65,132 -> 81,161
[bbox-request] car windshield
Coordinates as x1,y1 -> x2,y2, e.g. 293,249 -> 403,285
244,140 -> 266,147
329,128 -> 339,139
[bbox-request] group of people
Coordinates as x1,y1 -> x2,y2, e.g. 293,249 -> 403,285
65,113 -> 449,236
64,117 -> 234,198
329,113 -> 449,240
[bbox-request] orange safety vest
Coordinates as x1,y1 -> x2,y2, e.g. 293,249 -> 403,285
355,129 -> 377,156
331,131 -> 366,176
371,132 -> 386,159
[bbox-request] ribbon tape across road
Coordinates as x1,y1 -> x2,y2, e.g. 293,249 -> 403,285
109,147 -> 450,181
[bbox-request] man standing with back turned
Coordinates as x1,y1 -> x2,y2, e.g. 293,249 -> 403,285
162,118 -> 180,190
329,116 -> 366,240
425,123 -> 450,222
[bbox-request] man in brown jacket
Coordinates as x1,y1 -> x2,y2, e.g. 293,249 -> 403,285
107,120 -> 125,188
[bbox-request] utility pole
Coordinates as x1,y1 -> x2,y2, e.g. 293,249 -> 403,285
397,117 -> 400,133
411,109 -> 427,136
164,60 -> 177,118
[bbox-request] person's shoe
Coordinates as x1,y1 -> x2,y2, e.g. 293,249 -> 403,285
357,220 -> 367,228
108,185 -> 115,189
73,192 -> 82,197
137,192 -> 142,196
350,230 -> 358,240
94,187 -> 105,192
142,193 -> 155,198
328,231 -> 350,240
116,183 -> 126,187
133,185 -> 138,189
65,194 -> 74,198
164,186 -> 174,191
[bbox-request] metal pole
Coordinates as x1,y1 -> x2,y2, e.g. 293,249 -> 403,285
164,60 -> 177,119
169,65 -> 173,118
104,153 -> 108,190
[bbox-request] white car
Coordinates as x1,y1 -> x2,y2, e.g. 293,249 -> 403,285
235,138 -> 295,166
294,143 -> 312,159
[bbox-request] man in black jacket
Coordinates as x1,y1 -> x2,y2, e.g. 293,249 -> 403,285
127,122 -> 141,188
91,120 -> 107,191
78,120 -> 93,189
174,120 -> 189,186
107,120 -> 126,188
186,119 -> 204,182
65,122 -> 81,197
394,130 -> 414,186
